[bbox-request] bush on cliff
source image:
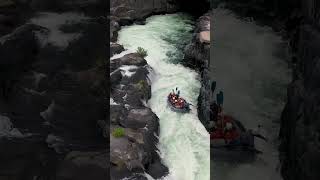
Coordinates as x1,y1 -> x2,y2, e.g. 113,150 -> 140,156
136,47 -> 148,58
136,80 -> 149,97
112,127 -> 125,138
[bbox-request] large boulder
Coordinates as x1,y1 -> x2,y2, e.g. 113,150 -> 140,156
110,43 -> 124,57
56,151 -> 108,180
0,24 -> 39,79
120,108 -> 158,129
110,135 -> 145,173
29,0 -> 106,16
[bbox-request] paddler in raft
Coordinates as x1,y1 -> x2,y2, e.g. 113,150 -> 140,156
169,87 -> 185,108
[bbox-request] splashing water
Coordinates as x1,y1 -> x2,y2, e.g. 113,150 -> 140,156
118,14 -> 210,180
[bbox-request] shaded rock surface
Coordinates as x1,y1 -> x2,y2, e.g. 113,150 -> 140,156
0,1 -> 107,179
110,53 -> 167,179
213,0 -> 320,180
184,12 -> 212,129
280,19 -> 320,180
110,0 -> 211,41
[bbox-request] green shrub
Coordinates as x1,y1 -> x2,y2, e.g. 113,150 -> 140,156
136,47 -> 148,58
112,127 -> 125,138
135,80 -> 150,99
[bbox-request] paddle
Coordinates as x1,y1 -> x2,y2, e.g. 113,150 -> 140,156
211,81 -> 216,93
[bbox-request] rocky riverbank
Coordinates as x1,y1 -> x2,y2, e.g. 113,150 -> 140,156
110,1 -> 171,179
110,53 -> 168,179
0,0 -> 107,179
211,1 -> 320,180
110,1 -> 211,179
278,2 -> 320,180
184,12 -> 212,130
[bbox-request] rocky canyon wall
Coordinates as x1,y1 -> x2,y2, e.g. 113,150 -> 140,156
211,0 -> 320,179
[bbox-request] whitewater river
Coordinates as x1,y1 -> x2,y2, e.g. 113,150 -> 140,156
210,8 -> 291,180
117,14 -> 210,180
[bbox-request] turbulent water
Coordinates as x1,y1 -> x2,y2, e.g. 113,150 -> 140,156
118,14 -> 210,180
210,8 -> 291,180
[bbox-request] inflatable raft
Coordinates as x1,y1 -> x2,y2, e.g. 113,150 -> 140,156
167,93 -> 191,113
210,115 -> 266,162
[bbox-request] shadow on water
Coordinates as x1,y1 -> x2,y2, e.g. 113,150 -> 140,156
210,7 -> 291,180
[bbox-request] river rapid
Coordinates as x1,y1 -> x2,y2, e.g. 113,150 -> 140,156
117,14 -> 210,180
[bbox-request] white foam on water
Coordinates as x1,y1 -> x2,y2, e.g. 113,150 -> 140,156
110,98 -> 119,105
110,49 -> 133,60
119,65 -> 138,77
118,14 -> 210,180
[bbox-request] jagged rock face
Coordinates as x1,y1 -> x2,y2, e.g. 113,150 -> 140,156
110,43 -> 124,57
0,9 -> 107,180
110,53 -> 168,179
109,0 -> 211,41
110,0 -> 178,23
29,0 -> 107,15
184,12 -> 212,129
56,151 -> 108,180
211,1 -> 320,179
280,23 -> 320,180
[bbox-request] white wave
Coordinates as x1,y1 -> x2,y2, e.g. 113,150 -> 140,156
118,14 -> 210,180
110,49 -> 133,60
119,65 -> 138,77
110,98 -> 119,105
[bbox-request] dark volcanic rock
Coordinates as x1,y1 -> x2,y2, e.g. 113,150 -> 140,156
146,160 -> 169,179
280,23 -> 320,180
223,0 -> 320,180
120,108 -> 158,129
110,51 -> 165,179
110,43 -> 124,57
183,12 -> 212,129
0,6 -> 107,180
0,24 -> 39,77
29,0 -> 107,16
56,151 -> 108,180
110,53 -> 148,73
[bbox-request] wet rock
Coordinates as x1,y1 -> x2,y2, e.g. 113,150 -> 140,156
29,0 -> 106,16
111,53 -> 147,73
110,69 -> 123,88
56,151 -> 108,180
118,53 -> 148,66
183,12 -> 212,129
146,160 -> 169,179
110,136 -> 145,172
0,24 -> 39,79
278,3 -> 320,180
120,108 -> 157,129
110,43 -> 125,57
110,0 -> 179,22
110,104 -> 127,124
0,137 -> 58,180
110,19 -> 120,42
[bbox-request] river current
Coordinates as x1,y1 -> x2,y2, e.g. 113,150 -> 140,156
118,14 -> 210,180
